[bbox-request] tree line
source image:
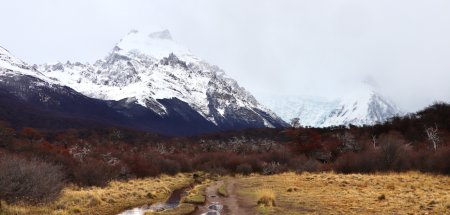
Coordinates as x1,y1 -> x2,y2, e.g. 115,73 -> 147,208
0,102 -> 449,205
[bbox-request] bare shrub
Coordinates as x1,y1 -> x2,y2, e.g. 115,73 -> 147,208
262,162 -> 284,175
428,146 -> 450,174
264,151 -> 292,164
73,158 -> 119,186
0,154 -> 65,204
378,136 -> 405,170
297,158 -> 322,173
191,152 -> 231,172
158,158 -> 181,175
122,154 -> 160,178
334,150 -> 380,173
287,155 -> 308,169
246,156 -> 265,173
168,154 -> 192,172
236,163 -> 253,175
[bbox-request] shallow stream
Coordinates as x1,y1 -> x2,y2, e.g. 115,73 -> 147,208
118,188 -> 187,215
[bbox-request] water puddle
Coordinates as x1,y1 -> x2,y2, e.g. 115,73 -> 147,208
201,202 -> 223,215
118,188 -> 188,215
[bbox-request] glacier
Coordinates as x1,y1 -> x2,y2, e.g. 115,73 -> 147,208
258,86 -> 403,127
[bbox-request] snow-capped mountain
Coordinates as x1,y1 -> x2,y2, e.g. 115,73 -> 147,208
0,46 -> 56,83
36,28 -> 287,130
0,28 -> 287,135
259,87 -> 403,127
0,45 -> 162,132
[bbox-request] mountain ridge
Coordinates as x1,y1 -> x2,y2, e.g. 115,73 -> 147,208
259,87 -> 403,127
36,29 -> 287,129
0,29 -> 288,135
1,28 -> 403,131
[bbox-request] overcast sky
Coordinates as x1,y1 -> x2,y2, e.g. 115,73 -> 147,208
1,0 -> 450,112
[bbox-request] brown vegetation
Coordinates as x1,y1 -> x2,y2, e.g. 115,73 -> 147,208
0,154 -> 64,204
0,174 -> 193,215
0,102 -> 449,212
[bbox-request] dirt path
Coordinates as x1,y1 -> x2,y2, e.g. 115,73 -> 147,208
223,179 -> 253,215
193,179 -> 252,215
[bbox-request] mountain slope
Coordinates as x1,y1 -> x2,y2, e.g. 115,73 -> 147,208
0,46 -> 221,135
259,88 -> 403,127
0,29 -> 287,135
37,28 -> 287,130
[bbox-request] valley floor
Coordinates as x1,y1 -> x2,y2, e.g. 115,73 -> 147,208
1,172 -> 449,215
233,172 -> 450,215
0,174 -> 194,215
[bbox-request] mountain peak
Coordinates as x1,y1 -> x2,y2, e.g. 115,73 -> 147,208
149,29 -> 173,40
116,28 -> 193,60
0,26 -> 286,134
127,28 -> 173,40
259,86 -> 403,127
0,46 -> 10,55
0,45 -> 28,71
0,46 -> 19,62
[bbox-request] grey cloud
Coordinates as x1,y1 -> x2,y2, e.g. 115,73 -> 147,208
1,0 -> 449,112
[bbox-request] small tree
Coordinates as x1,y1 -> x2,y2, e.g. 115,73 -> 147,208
20,127 -> 43,144
54,129 -> 77,149
371,135 -> 377,149
290,118 -> 301,128
109,128 -> 122,144
425,124 -> 440,152
0,121 -> 14,147
378,132 -> 406,170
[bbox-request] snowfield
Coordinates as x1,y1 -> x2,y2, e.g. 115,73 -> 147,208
259,85 -> 403,127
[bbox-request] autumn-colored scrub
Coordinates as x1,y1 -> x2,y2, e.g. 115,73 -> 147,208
0,173 -> 194,215
235,172 -> 450,215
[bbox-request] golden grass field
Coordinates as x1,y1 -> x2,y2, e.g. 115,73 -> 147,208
235,172 -> 450,215
0,173 -> 194,215
1,172 -> 449,215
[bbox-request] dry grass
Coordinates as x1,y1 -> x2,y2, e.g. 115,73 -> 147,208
217,184 -> 228,197
235,172 -> 450,215
2,172 -> 448,215
0,173 -> 194,215
256,189 -> 276,207
181,182 -> 208,204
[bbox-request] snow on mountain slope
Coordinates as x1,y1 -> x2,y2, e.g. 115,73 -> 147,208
0,44 -> 220,135
0,46 -> 57,84
259,87 -> 403,127
0,46 -> 25,69
36,29 -> 287,129
116,28 -> 198,62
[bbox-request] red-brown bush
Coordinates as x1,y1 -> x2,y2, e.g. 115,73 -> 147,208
0,154 -> 65,204
122,154 -> 160,178
236,163 -> 253,175
72,158 -> 120,186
